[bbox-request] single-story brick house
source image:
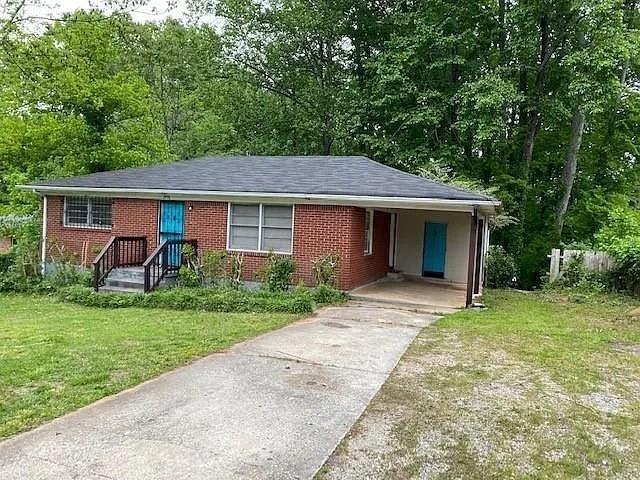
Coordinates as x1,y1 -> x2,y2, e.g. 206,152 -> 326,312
22,156 -> 499,306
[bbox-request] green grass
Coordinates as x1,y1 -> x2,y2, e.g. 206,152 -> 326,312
320,289 -> 640,480
0,293 -> 300,439
438,289 -> 640,393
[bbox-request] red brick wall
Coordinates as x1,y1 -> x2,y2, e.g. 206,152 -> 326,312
292,204 -> 359,288
46,196 -> 390,289
346,209 -> 391,289
45,196 -> 159,264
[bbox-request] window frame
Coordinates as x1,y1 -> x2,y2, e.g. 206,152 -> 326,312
364,208 -> 374,256
226,203 -> 294,254
63,196 -> 112,229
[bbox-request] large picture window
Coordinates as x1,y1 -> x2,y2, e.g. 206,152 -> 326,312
228,203 -> 293,254
64,197 -> 112,228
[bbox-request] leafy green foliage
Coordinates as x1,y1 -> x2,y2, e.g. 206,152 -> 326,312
58,285 -> 315,314
258,253 -> 296,292
485,245 -> 517,289
596,207 -> 640,294
0,12 -> 171,211
0,216 -> 41,292
311,284 -> 345,305
177,265 -> 201,288
45,263 -> 92,290
202,250 -> 227,285
0,251 -> 13,273
548,255 -> 612,294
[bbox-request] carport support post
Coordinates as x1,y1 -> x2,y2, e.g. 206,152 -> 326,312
466,207 -> 479,307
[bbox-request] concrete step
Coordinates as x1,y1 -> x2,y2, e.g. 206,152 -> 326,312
105,278 -> 144,289
100,285 -> 144,294
103,269 -> 178,293
109,267 -> 145,281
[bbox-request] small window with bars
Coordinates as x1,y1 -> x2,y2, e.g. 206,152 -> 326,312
64,197 -> 112,228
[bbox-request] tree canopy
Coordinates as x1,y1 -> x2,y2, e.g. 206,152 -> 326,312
1,0 -> 639,287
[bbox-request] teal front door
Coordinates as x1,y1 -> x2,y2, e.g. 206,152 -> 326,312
160,201 -> 184,266
423,222 -> 447,278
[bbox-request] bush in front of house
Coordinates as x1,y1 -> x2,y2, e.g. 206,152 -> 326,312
58,284 -> 315,314
257,253 -> 296,292
311,283 -> 346,304
45,262 -> 93,289
0,217 -> 43,292
202,250 -> 227,284
0,251 -> 14,273
311,253 -> 340,286
486,245 -> 517,288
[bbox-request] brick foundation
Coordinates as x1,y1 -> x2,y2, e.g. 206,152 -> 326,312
45,196 -> 390,289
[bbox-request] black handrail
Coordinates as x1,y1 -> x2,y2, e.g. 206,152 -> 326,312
143,239 -> 197,292
92,236 -> 147,291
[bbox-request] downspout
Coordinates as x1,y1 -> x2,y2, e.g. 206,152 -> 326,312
40,195 -> 47,277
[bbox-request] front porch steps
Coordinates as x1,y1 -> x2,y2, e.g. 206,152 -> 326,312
101,267 -> 176,294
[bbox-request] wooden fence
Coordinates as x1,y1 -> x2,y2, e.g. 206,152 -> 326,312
548,249 -> 615,282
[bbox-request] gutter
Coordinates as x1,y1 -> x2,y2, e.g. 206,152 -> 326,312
19,185 -> 501,214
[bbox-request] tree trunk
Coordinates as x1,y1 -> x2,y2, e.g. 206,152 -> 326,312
555,109 -> 586,239
521,110 -> 539,180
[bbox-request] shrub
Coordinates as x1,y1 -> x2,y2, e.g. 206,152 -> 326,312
202,250 -> 226,284
596,207 -> 640,295
177,265 -> 201,287
486,245 -> 517,288
0,251 -> 14,274
551,255 -> 611,293
312,253 -> 340,286
258,253 -> 296,292
7,217 -> 41,280
311,284 -> 345,304
0,217 -> 41,292
46,262 -> 92,289
58,285 -> 315,314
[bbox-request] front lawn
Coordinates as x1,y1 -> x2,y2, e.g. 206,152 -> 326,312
0,293 -> 300,439
319,289 -> 640,479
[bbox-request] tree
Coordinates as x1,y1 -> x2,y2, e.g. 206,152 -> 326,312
0,10 -> 170,211
198,0 -> 353,154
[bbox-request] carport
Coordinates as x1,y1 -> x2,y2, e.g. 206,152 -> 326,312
355,204 -> 493,308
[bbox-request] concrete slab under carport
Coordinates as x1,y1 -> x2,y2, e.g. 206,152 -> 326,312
0,303 -> 436,480
350,278 -> 467,311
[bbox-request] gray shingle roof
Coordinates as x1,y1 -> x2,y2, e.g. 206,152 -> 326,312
32,156 -> 493,202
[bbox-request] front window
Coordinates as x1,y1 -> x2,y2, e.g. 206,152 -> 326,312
364,209 -> 374,255
64,197 -> 112,228
228,203 -> 293,253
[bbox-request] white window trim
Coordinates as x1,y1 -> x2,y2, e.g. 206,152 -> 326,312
63,196 -> 112,229
226,203 -> 295,254
364,208 -> 374,256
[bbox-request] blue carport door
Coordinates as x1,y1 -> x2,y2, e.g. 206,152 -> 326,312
160,201 -> 185,266
423,222 -> 447,278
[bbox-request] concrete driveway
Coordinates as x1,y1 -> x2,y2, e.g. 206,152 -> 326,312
0,303 -> 436,480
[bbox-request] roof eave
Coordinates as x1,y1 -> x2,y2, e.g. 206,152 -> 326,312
19,185 -> 501,214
